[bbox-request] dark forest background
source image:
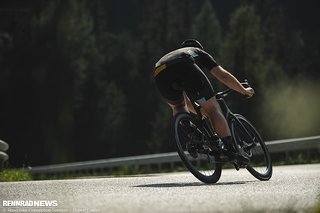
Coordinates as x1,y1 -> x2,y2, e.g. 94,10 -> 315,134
0,0 -> 319,167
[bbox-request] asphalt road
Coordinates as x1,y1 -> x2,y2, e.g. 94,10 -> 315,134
1,164 -> 319,213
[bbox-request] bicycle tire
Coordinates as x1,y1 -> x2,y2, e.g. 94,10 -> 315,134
172,112 -> 222,183
230,114 -> 272,181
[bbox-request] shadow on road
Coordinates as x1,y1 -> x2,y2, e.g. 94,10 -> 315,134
134,181 -> 253,188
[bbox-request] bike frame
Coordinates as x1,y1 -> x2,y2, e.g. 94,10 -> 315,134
186,81 -> 253,149
215,82 -> 257,148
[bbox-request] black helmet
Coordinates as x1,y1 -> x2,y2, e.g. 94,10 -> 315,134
181,39 -> 204,50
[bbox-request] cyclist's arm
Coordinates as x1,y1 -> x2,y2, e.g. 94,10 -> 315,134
210,66 -> 254,97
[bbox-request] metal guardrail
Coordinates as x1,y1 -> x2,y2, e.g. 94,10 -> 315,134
29,136 -> 320,176
265,135 -> 320,153
29,152 -> 182,176
0,139 -> 9,171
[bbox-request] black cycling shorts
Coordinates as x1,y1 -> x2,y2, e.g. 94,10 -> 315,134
153,57 -> 214,105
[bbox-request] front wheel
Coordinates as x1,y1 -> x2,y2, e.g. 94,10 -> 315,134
172,112 -> 222,183
230,114 -> 272,181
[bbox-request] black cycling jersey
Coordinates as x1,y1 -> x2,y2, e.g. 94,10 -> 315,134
153,47 -> 219,105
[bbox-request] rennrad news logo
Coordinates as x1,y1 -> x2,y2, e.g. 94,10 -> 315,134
2,200 -> 58,207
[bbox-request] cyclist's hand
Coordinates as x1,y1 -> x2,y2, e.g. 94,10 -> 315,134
244,87 -> 255,98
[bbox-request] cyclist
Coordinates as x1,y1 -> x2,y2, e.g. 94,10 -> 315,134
153,39 -> 254,163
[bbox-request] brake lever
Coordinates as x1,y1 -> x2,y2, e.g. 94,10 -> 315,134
242,79 -> 251,88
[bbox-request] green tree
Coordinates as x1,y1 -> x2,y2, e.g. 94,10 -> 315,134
132,0 -> 192,154
81,32 -> 129,158
191,0 -> 222,56
221,5 -> 265,83
30,0 -> 112,162
221,4 -> 289,139
220,5 -> 266,120
149,102 -> 171,153
30,0 -> 74,163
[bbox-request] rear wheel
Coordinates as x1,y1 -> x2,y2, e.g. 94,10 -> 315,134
230,114 -> 272,181
172,112 -> 222,183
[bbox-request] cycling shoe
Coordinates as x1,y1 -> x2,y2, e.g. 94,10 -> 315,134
223,149 -> 250,165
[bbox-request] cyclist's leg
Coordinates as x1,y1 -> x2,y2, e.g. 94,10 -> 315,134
184,92 -> 197,114
168,99 -> 189,116
199,96 -> 231,138
200,98 -> 249,163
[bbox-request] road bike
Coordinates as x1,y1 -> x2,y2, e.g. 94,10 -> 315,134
172,81 -> 272,183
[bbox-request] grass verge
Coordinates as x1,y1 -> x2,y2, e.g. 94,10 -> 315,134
314,199 -> 320,213
0,169 -> 32,182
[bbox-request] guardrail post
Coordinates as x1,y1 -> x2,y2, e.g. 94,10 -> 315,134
0,140 -> 9,171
